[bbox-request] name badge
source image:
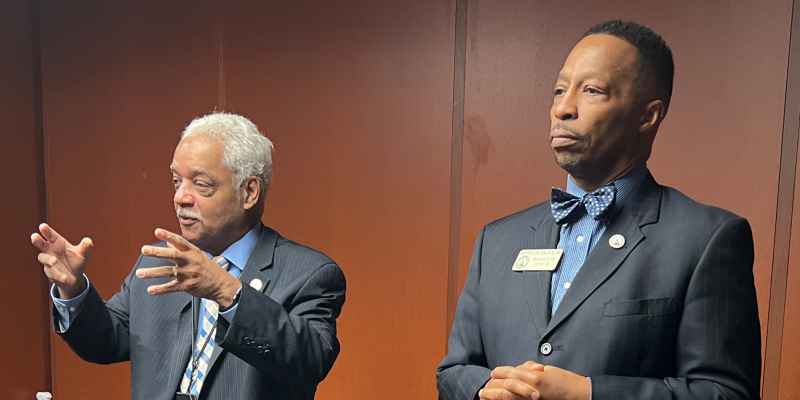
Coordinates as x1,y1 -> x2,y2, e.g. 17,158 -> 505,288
511,249 -> 563,271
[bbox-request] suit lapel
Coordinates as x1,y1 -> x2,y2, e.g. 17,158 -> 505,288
238,225 -> 278,294
205,224 -> 279,372
169,293 -> 195,390
523,214 -> 560,336
544,175 -> 661,337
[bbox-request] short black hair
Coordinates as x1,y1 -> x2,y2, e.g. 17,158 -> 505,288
584,20 -> 674,113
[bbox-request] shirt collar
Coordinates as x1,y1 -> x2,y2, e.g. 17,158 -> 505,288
565,163 -> 649,209
217,223 -> 261,273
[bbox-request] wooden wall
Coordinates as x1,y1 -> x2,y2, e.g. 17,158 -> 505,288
0,1 -> 50,399
5,0 -> 799,398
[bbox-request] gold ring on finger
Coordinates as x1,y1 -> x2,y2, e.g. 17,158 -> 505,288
172,266 -> 178,279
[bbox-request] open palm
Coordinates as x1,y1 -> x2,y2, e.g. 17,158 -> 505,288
31,223 -> 93,298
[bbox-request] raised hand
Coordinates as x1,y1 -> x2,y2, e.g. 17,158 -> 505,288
31,223 -> 94,299
136,228 -> 241,307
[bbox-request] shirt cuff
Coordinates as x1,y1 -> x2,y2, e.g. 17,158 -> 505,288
51,274 -> 91,332
218,287 -> 242,322
587,376 -> 592,400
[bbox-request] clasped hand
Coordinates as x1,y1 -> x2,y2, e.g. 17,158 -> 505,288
479,361 -> 590,400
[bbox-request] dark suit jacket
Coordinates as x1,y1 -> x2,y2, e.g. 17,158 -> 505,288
437,173 -> 760,400
56,225 -> 346,400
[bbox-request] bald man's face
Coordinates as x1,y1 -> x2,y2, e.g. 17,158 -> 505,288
549,34 -> 648,184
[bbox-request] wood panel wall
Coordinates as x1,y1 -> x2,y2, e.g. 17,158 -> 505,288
39,0 -> 221,397
1,1 -> 50,399
775,1 -> 800,398
221,2 -> 455,398
6,0 -> 799,399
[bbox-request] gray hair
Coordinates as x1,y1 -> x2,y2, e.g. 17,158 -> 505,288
181,112 -> 274,197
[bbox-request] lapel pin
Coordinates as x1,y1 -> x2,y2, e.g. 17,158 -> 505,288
609,234 -> 625,249
250,278 -> 264,291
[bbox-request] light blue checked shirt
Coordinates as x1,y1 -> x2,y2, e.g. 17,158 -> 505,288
550,165 -> 648,313
52,224 -> 261,331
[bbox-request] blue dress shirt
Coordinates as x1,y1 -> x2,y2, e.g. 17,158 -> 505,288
551,165 -> 648,313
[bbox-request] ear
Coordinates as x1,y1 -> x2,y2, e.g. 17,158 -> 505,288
639,99 -> 666,133
241,177 -> 261,210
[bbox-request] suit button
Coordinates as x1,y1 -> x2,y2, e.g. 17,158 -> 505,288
540,342 -> 552,356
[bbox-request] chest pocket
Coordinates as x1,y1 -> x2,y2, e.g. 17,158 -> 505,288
603,297 -> 678,317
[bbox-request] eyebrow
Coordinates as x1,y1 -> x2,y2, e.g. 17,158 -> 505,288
170,166 -> 213,178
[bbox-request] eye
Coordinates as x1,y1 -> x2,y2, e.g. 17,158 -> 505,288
171,176 -> 181,189
194,179 -> 211,189
553,87 -> 565,96
584,86 -> 606,96
193,179 -> 216,196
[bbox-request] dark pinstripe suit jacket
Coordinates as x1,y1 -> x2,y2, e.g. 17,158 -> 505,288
57,225 -> 346,400
437,173 -> 761,400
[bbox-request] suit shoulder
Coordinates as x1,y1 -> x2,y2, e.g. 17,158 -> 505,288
482,200 -> 550,236
274,234 -> 339,269
271,234 -> 345,290
659,185 -> 747,226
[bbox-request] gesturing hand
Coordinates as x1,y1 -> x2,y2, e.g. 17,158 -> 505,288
136,228 -> 241,308
31,223 -> 94,299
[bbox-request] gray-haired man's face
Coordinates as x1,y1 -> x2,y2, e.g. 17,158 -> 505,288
170,134 -> 248,254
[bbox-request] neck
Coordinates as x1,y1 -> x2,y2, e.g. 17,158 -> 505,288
571,160 -> 641,192
206,219 -> 259,256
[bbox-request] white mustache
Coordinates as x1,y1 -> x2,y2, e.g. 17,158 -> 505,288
176,209 -> 201,220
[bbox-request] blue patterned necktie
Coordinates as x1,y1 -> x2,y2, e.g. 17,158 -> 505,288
550,184 -> 617,224
180,256 -> 239,396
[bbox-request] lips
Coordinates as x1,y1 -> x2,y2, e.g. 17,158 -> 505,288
178,216 -> 199,226
550,127 -> 581,149
177,210 -> 201,227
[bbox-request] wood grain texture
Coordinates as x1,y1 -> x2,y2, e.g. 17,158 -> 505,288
39,0 -> 218,398
224,2 -> 455,398
0,1 -> 50,399
775,0 -> 800,398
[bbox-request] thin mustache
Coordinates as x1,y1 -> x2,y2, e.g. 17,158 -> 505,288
176,209 -> 201,220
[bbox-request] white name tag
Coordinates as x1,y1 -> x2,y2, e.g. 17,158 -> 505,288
511,249 -> 563,271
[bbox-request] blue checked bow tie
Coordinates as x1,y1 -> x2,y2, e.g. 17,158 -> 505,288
550,184 -> 617,224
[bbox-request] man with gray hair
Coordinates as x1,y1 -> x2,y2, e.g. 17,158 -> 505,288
31,112 -> 346,400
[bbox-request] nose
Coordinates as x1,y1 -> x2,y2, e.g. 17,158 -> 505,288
174,184 -> 195,208
552,90 -> 578,121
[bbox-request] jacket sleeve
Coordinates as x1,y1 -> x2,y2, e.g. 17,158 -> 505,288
437,227 -> 492,400
591,217 -> 761,400
57,258 -> 138,364
217,262 -> 346,385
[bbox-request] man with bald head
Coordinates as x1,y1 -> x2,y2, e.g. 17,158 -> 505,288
32,112 -> 346,400
437,21 -> 760,400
